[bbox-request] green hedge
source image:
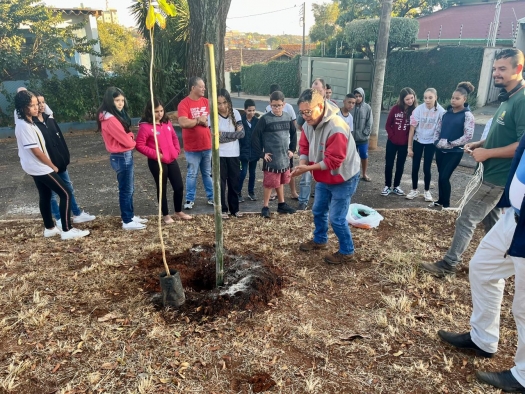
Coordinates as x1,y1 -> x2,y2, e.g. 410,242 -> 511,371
241,55 -> 300,98
385,47 -> 484,107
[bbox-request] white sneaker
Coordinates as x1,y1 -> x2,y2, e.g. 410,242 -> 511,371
44,227 -> 61,238
55,219 -> 62,229
381,186 -> 391,196
424,190 -> 433,202
406,190 -> 420,200
73,211 -> 96,223
392,187 -> 405,196
184,201 -> 194,210
123,221 -> 146,230
61,228 -> 90,240
207,200 -> 214,205
132,215 -> 148,223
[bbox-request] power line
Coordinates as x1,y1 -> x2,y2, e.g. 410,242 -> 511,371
227,5 -> 297,19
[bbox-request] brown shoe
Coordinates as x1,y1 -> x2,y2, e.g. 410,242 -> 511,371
299,240 -> 328,252
324,252 -> 355,265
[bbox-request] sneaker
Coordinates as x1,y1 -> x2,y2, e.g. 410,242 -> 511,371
248,193 -> 257,201
261,206 -> 271,219
55,219 -> 62,229
392,187 -> 405,196
221,213 -> 230,220
61,227 -> 90,240
207,200 -> 214,206
324,251 -> 355,265
122,221 -> 147,231
277,202 -> 296,214
238,195 -> 245,203
44,227 -> 61,238
406,190 -> 420,200
269,194 -> 277,201
184,201 -> 194,210
381,186 -> 392,196
424,190 -> 433,202
420,260 -> 456,277
297,202 -> 308,211
133,215 -> 148,223
231,212 -> 243,218
73,210 -> 96,223
428,201 -> 442,210
299,240 -> 328,252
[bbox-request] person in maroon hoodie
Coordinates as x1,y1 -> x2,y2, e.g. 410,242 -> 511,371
382,87 -> 417,196
136,99 -> 192,223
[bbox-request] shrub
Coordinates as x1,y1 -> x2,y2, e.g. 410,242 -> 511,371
241,56 -> 300,98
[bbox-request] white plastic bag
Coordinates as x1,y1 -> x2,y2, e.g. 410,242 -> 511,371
346,203 -> 384,229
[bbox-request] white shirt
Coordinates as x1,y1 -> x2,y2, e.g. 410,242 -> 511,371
338,111 -> 353,131
410,104 -> 446,144
265,103 -> 296,121
219,109 -> 242,157
481,118 -> 493,141
510,153 -> 525,214
15,120 -> 53,176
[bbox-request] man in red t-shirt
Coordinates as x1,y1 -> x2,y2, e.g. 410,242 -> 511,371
178,77 -> 214,209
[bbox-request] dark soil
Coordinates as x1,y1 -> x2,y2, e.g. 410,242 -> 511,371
137,244 -> 284,319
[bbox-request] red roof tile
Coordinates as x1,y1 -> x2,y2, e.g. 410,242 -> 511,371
417,0 -> 525,40
225,49 -> 293,72
277,43 -> 316,55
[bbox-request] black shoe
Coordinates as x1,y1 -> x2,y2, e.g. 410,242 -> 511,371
297,202 -> 308,211
261,206 -> 270,219
437,330 -> 495,358
277,202 -> 296,214
420,260 -> 457,278
476,370 -> 525,392
238,195 -> 245,203
248,193 -> 257,201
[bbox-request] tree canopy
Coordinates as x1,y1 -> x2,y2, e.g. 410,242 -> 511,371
0,0 -> 99,80
98,22 -> 144,72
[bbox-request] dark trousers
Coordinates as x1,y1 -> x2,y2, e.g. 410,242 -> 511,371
32,172 -> 72,231
239,159 -> 258,195
411,140 -> 435,190
220,156 -> 240,214
435,150 -> 463,207
385,140 -> 408,188
147,159 -> 184,215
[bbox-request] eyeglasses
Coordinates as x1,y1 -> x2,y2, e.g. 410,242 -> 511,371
270,104 -> 283,108
298,109 -> 314,116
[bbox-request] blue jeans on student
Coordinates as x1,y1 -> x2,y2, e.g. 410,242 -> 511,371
312,173 -> 360,255
51,170 -> 81,220
298,171 -> 312,204
185,149 -> 214,202
239,159 -> 258,195
110,150 -> 135,224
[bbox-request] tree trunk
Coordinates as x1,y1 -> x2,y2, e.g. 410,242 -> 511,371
369,0 -> 393,150
187,0 -> 231,91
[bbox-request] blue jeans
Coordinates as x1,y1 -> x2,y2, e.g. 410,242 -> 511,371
312,173 -> 360,255
110,151 -> 135,224
185,149 -> 213,202
51,170 -> 81,220
298,171 -> 312,204
239,159 -> 258,195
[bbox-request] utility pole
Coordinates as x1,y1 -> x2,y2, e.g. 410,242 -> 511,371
300,2 -> 306,56
369,0 -> 393,150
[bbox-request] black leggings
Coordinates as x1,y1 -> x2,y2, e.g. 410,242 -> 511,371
411,140 -> 435,190
147,159 -> 184,215
435,150 -> 463,208
385,140 -> 408,188
32,172 -> 72,231
220,157 -> 240,215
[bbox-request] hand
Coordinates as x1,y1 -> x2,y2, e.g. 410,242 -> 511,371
128,132 -> 135,140
464,142 -> 475,153
236,124 -> 243,132
471,147 -> 491,163
159,153 -> 163,160
264,153 -> 272,162
291,164 -> 309,178
436,139 -> 449,149
52,165 -> 58,173
288,150 -> 294,159
197,116 -> 208,126
407,147 -> 413,158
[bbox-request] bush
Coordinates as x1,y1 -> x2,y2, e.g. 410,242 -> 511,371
241,56 -> 300,98
385,47 -> 484,110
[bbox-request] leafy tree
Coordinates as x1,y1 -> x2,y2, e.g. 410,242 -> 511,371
309,2 -> 340,43
344,17 -> 419,63
266,37 -> 279,49
97,22 -> 144,72
0,0 -> 99,80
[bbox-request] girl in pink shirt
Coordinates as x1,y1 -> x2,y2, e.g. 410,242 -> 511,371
136,99 -> 192,223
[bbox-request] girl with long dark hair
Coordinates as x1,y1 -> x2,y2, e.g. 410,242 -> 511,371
98,87 -> 147,230
382,87 -> 418,196
136,98 -> 191,223
217,88 -> 245,218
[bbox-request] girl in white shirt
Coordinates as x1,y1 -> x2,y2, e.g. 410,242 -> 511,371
406,88 -> 446,201
217,89 -> 245,219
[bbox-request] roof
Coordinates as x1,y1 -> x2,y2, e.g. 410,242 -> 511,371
225,49 -> 293,72
50,8 -> 103,17
277,43 -> 316,55
417,0 -> 525,41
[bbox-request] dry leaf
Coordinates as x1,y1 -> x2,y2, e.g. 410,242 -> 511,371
52,363 -> 61,373
97,312 -> 120,322
100,362 -> 118,370
339,334 -> 370,341
393,351 -> 403,357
